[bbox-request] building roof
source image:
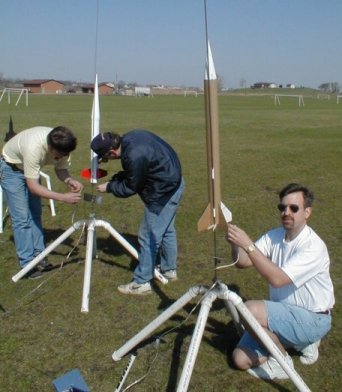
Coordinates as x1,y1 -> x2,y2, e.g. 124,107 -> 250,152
23,79 -> 64,86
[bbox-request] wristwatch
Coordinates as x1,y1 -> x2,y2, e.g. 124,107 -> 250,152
245,243 -> 256,254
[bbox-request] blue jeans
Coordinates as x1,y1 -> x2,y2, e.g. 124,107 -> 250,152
0,158 -> 45,268
134,178 -> 185,284
237,300 -> 332,357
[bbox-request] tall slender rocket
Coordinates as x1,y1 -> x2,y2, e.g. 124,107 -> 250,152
197,42 -> 232,232
90,74 -> 100,183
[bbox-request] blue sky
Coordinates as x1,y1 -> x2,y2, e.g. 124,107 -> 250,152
1,0 -> 341,89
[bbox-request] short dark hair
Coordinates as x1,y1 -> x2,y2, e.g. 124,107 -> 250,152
90,132 -> 121,158
47,126 -> 77,153
279,183 -> 314,208
105,132 -> 121,150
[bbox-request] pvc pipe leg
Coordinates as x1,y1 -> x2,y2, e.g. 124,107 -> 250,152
177,290 -> 217,392
12,221 -> 85,282
81,221 -> 96,313
112,285 -> 207,361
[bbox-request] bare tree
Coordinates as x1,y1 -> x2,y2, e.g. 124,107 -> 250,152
318,82 -> 340,93
217,73 -> 224,92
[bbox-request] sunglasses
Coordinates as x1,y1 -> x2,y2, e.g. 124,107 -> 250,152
277,203 -> 300,213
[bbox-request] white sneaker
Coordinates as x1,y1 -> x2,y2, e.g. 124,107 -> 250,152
300,340 -> 320,365
247,355 -> 294,380
117,281 -> 152,295
162,269 -> 178,281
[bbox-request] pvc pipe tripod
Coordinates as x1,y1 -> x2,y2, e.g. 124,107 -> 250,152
112,281 -> 311,392
12,214 -> 139,313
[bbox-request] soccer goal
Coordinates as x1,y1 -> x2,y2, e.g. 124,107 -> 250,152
0,88 -> 29,106
274,94 -> 304,107
337,95 -> 342,104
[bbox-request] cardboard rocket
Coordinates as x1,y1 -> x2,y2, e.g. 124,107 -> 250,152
197,42 -> 232,232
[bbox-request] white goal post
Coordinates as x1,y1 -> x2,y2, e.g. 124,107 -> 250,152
274,94 -> 305,107
0,88 -> 29,106
183,90 -> 199,97
337,95 -> 342,104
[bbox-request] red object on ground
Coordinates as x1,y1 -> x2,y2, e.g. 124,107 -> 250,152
81,168 -> 108,179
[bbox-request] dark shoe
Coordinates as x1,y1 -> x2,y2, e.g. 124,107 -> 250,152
26,268 -> 42,280
37,259 -> 53,272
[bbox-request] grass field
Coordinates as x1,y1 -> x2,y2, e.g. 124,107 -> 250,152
0,92 -> 341,391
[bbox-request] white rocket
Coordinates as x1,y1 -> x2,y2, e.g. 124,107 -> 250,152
91,74 -> 100,183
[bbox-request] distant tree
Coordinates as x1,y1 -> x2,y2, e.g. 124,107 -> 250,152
239,78 -> 247,94
318,82 -> 340,93
217,74 -> 224,92
128,82 -> 138,88
117,80 -> 126,90
239,78 -> 246,89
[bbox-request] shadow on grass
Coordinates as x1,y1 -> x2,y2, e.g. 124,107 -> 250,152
96,232 -> 139,256
96,232 -> 139,271
41,229 -> 139,272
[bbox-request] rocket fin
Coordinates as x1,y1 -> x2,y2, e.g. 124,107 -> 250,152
198,202 -> 232,232
217,202 -> 232,230
197,203 -> 213,232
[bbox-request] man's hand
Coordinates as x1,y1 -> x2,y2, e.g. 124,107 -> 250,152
227,223 -> 253,250
96,182 -> 109,193
226,223 -> 254,268
65,178 -> 83,193
62,192 -> 82,204
227,224 -> 292,285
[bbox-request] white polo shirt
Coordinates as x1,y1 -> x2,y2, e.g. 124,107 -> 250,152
256,225 -> 335,312
2,126 -> 70,179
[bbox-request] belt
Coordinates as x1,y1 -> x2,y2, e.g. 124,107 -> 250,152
316,310 -> 331,315
1,157 -> 23,172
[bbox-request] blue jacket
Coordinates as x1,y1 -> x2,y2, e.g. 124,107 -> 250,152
106,129 -> 182,214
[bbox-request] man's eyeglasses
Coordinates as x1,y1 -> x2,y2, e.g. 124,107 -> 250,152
277,203 -> 300,213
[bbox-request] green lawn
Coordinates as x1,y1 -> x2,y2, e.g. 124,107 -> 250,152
0,93 -> 341,391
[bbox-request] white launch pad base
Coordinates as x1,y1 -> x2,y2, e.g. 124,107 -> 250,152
12,215 -> 139,313
112,281 -> 311,392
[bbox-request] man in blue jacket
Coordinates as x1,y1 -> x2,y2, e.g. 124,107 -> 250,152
91,129 -> 185,295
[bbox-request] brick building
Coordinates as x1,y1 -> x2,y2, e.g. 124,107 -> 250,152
23,79 -> 64,94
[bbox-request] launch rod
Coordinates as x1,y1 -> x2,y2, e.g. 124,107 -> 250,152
204,0 -> 216,223
200,0 -> 232,278
203,0 -> 220,278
